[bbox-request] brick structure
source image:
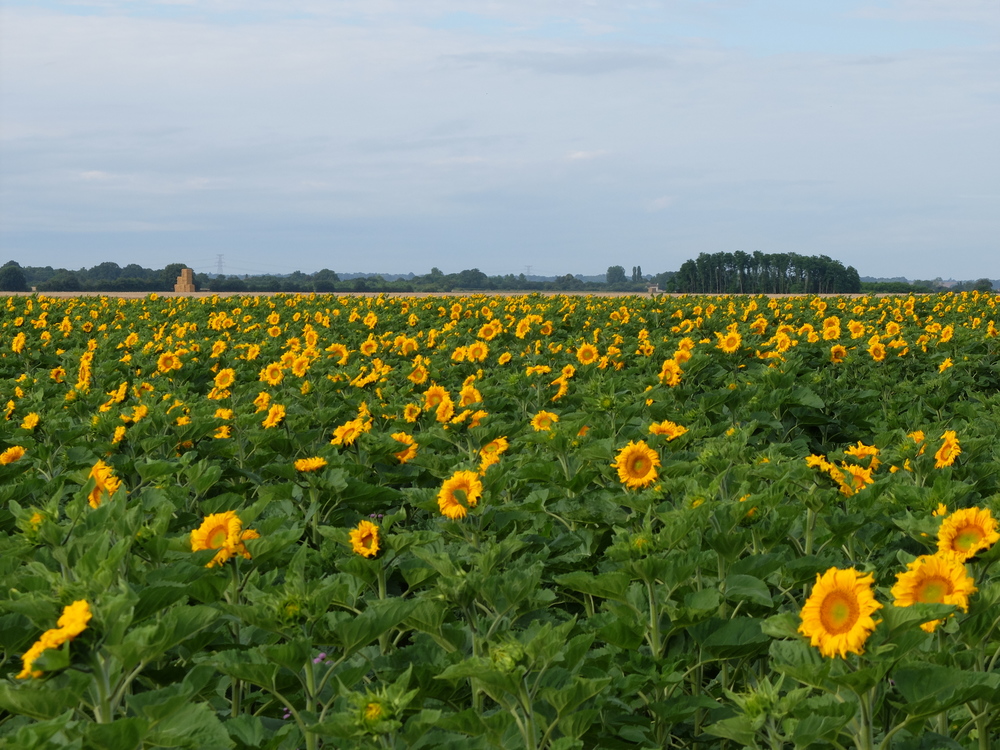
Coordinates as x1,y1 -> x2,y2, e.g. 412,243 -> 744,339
174,268 -> 196,293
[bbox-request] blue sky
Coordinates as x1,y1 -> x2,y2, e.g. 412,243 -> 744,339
1,0 -> 997,279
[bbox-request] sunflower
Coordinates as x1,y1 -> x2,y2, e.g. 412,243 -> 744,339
648,420 -> 687,441
934,430 -> 961,468
467,341 -> 489,362
868,341 -> 886,362
479,436 -> 509,471
848,320 -> 866,339
331,418 -> 365,447
20,413 -> 39,431
716,331 -> 742,354
214,368 -> 236,390
17,600 -> 92,679
435,397 -> 455,423
798,567 -> 882,658
891,553 -> 976,632
0,445 -> 26,464
437,470 -> 483,519
403,404 -> 422,423
259,363 -> 284,386
837,464 -> 875,496
530,411 -> 558,432
498,352 -> 512,365
190,510 -> 257,567
156,352 -> 181,373
391,432 -> 418,464
658,358 -> 682,387
262,404 -> 286,429
830,344 -> 847,363
937,507 -> 1000,561
612,441 -> 660,489
295,456 -> 327,472
576,343 -> 599,366
423,385 -> 449,410
349,520 -> 380,557
88,459 -> 122,508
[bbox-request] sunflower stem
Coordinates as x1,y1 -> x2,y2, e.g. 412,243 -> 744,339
804,508 -> 816,557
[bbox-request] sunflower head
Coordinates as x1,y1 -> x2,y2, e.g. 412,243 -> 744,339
349,520 -> 380,558
798,567 -> 882,658
612,440 -> 661,490
437,470 -> 484,520
530,411 -> 558,432
891,553 -> 976,632
938,507 -> 999,561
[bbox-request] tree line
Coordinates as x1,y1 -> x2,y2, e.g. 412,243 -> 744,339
665,252 -> 862,294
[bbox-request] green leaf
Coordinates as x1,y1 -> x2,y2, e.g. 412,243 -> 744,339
703,715 -> 757,746
892,664 -> 1000,717
699,618 -> 770,658
724,574 -> 773,607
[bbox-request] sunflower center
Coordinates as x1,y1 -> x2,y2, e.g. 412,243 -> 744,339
819,592 -> 860,634
954,526 -> 984,552
360,532 -> 374,549
208,526 -> 228,548
916,576 -> 952,604
630,457 -> 648,475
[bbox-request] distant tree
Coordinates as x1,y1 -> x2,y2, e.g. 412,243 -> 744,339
631,265 -> 643,282
312,269 -> 340,292
606,265 -> 627,285
0,262 -> 28,292
38,272 -> 81,292
456,268 -> 491,289
974,278 -> 994,292
89,262 -> 122,281
553,274 -> 584,291
161,263 -> 192,291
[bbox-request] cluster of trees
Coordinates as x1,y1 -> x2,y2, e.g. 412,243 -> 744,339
861,278 -> 995,293
666,252 -> 862,294
211,267 -> 658,294
0,261 -> 197,293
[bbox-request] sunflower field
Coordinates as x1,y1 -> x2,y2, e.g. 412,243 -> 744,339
3,290 -> 1000,749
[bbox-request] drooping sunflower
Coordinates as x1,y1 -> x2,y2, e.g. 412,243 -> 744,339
391,432 -> 418,464
17,600 -> 92,679
190,510 -> 257,567
891,553 -> 976,632
612,440 -> 661,489
331,418 -> 365,447
88,459 -> 122,509
798,567 -> 882,658
349,520 -> 380,557
262,403 -> 286,429
648,420 -> 687,441
295,456 -> 327,472
934,430 -> 961,468
479,436 -> 509,471
530,411 -> 558,432
437,470 -> 483,520
658,358 -> 683,387
0,445 -> 26,464
938,507 -> 1000,561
